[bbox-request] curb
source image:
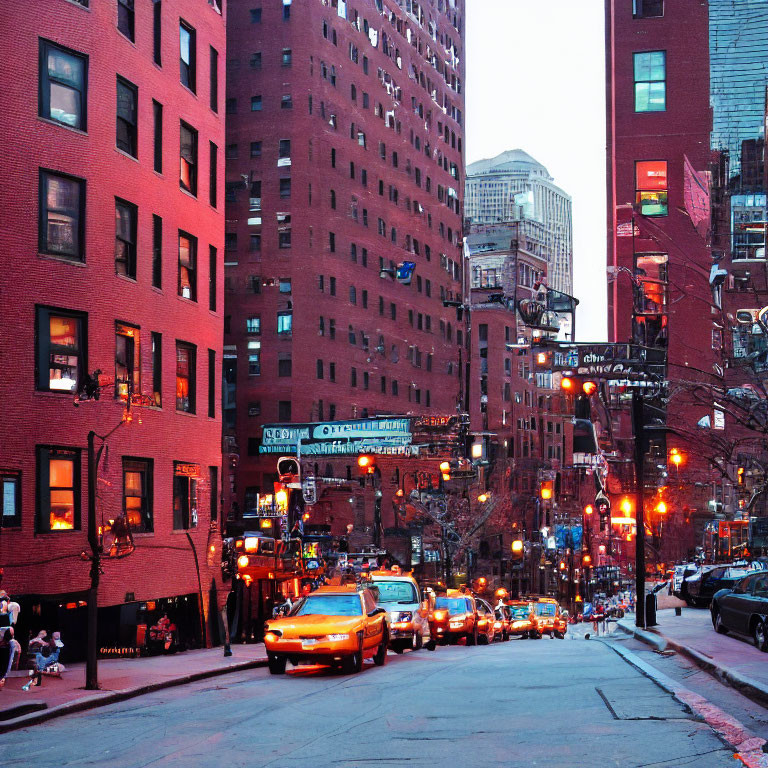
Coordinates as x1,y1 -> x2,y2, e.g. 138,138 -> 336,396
616,621 -> 768,708
0,656 -> 268,734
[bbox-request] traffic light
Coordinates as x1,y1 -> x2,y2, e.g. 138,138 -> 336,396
584,504 -> 594,516
357,454 -> 376,474
540,481 -> 554,500
511,539 -> 524,561
582,553 -> 592,567
439,460 -> 451,482
558,560 -> 567,572
560,377 -> 598,420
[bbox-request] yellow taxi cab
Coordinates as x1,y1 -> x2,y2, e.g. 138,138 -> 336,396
533,597 -> 568,639
263,584 -> 389,674
506,600 -> 538,638
475,597 -> 498,644
429,589 -> 480,645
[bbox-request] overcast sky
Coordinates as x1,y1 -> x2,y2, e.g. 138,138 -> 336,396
465,0 -> 607,342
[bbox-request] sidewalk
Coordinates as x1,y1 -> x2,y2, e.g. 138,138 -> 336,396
617,607 -> 768,706
0,643 -> 267,733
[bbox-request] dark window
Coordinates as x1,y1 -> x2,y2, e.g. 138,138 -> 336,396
180,21 -> 196,92
349,286 -> 356,304
208,245 -> 217,311
251,95 -> 262,111
153,100 -> 163,173
330,276 -> 336,295
226,98 -> 237,114
37,446 -> 81,532
633,0 -> 663,18
38,169 -> 85,260
151,331 -> 162,407
116,76 -> 138,157
178,231 -> 197,301
281,94 -> 292,109
279,138 -> 291,158
278,355 -> 292,378
250,141 -> 262,157
250,52 -> 262,68
392,380 -> 398,396
250,8 -> 262,22
115,198 -> 137,279
225,144 -> 238,159
250,234 -> 261,252
351,367 -> 357,387
1,473 -> 21,529
329,362 -> 336,382
173,462 -> 199,529
316,359 -> 324,379
123,457 -> 153,533
151,214 -> 163,289
209,141 -> 217,207
153,1 -> 162,65
36,306 -> 86,393
282,48 -> 292,66
117,0 -> 135,41
180,121 -> 198,195
208,348 -> 215,418
278,231 -> 291,248
175,341 -> 196,413
283,2 -> 290,19
279,178 -> 291,198
209,466 -> 218,521
210,46 -> 219,112
39,39 -> 88,131
278,401 -> 291,420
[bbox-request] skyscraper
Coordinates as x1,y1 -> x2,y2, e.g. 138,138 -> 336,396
465,149 -> 573,295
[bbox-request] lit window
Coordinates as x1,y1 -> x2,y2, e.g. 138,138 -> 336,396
634,51 -> 666,112
37,306 -> 86,393
1,473 -> 21,529
123,458 -> 153,532
173,462 -> 199,529
635,160 -> 668,216
180,121 -> 198,195
246,316 -> 261,334
39,40 -> 88,130
277,311 -> 293,334
37,447 -> 80,532
175,341 -> 196,413
115,321 -> 140,401
248,341 -> 261,375
178,231 -> 197,300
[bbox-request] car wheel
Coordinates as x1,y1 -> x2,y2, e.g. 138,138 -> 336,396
267,653 -> 286,675
753,619 -> 768,652
426,638 -> 437,651
413,632 -> 423,651
466,628 -> 478,646
714,611 -> 729,635
503,631 -> 509,642
373,634 -> 388,666
392,641 -> 405,654
521,631 -> 529,640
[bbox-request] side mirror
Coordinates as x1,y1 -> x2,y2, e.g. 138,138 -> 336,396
368,607 -> 386,617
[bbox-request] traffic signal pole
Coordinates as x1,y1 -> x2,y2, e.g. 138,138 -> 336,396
632,392 -> 646,628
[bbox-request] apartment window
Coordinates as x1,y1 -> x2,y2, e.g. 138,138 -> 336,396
36,306 -> 86,393
180,21 -> 196,92
250,141 -> 262,157
39,40 -> 88,131
248,401 -> 261,417
278,231 -> 291,248
37,446 -> 81,532
277,311 -> 293,335
281,94 -> 293,109
38,170 -> 85,260
124,458 -> 153,532
116,76 -> 138,157
279,178 -> 291,198
634,51 -> 666,112
329,232 -> 336,252
246,316 -> 260,334
209,245 -> 217,311
351,367 -> 357,387
278,354 -> 292,377
208,349 -> 216,418
173,462 -> 199,529
392,380 -> 398,396
250,234 -> 261,252
279,277 -> 291,293
349,286 -> 356,304
278,401 -> 291,420
1,473 -> 21,529
209,141 -> 218,207
151,331 -> 162,407
152,100 -> 163,173
115,198 -> 137,279
282,48 -> 292,66
117,0 -> 135,41
210,46 -> 219,112
363,372 -> 369,390
248,341 -> 261,375
635,160 -> 668,216
251,95 -> 262,111
175,341 -> 196,413
250,52 -> 262,69
250,8 -> 262,22
633,0 -> 663,18
329,276 -> 336,295
316,359 -> 324,379
178,231 -> 197,301
180,121 -> 198,195
153,1 -> 162,65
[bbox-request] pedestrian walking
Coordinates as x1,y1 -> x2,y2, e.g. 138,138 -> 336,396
0,627 -> 21,689
592,603 -> 606,636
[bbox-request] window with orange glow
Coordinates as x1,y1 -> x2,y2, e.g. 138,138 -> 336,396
37,308 -> 86,394
635,161 -> 668,216
38,447 -> 80,532
178,231 -> 197,301
123,458 -> 153,532
176,341 -> 196,413
179,120 -> 198,195
115,322 -> 140,401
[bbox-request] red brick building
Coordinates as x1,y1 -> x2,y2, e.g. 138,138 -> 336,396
223,0 -> 466,543
0,0 -> 226,654
605,0 -> 719,562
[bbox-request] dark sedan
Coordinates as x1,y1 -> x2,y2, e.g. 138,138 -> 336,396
710,571 -> 768,650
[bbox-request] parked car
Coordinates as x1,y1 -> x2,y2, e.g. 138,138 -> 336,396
475,598 -> 497,644
263,584 -> 389,674
368,570 -> 432,653
429,590 -> 479,645
493,605 -> 512,641
710,571 -> 768,651
506,601 -> 538,638
533,598 -> 567,639
685,565 -> 754,607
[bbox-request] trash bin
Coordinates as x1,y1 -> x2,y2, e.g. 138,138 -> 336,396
645,593 -> 657,627
674,606 -> 682,617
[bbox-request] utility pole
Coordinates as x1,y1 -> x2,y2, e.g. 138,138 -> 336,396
86,430 -> 100,690
632,392 -> 646,628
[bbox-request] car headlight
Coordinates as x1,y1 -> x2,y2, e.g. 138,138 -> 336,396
326,633 -> 350,642
397,611 -> 413,622
433,610 -> 447,621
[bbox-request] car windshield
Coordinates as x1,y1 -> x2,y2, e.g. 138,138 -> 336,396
509,606 -> 530,618
435,597 -> 468,614
374,580 -> 418,604
535,603 -> 557,617
292,594 -> 362,617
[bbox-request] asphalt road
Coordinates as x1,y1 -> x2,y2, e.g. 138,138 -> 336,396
4,635 -> 741,768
